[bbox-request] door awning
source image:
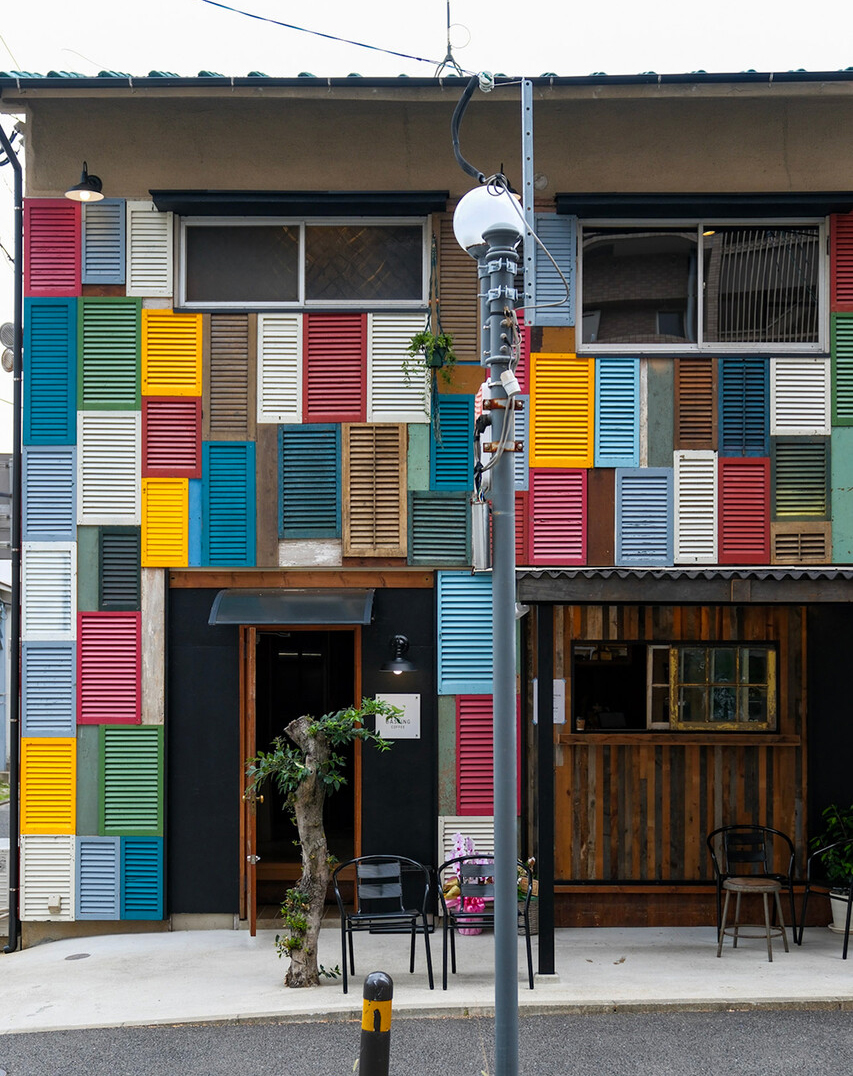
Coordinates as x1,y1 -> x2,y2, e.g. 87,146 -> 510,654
208,588 -> 374,626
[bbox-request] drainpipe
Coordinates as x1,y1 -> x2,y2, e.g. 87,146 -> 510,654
0,121 -> 22,953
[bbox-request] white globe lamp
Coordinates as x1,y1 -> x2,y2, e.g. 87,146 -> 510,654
452,182 -> 524,254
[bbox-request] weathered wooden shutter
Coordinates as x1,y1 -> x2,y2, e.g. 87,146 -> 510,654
595,357 -> 639,467
142,478 -> 188,566
719,356 -> 768,456
435,212 -> 479,363
831,213 -> 853,312
528,213 -> 576,326
78,297 -> 141,410
100,527 -> 141,610
529,468 -> 586,565
24,199 -> 80,297
771,521 -> 831,564
407,491 -> 470,565
78,611 -> 141,725
99,725 -> 163,836
256,313 -> 300,425
431,395 -> 474,491
342,423 -> 407,556
772,437 -> 830,519
674,450 -> 717,564
22,446 -> 76,540
278,424 -> 340,539
142,397 -> 201,477
121,837 -> 164,919
615,468 -> 674,566
142,310 -> 202,396
203,313 -> 256,439
674,358 -> 717,449
202,441 -> 256,566
23,298 -> 77,445
76,836 -> 120,920
77,411 -> 141,525
771,357 -> 829,435
303,313 -> 366,422
21,737 -> 76,833
20,835 -> 75,921
436,571 -> 492,694
126,200 -> 173,297
22,541 -> 76,640
718,457 -> 770,564
832,314 -> 853,426
21,642 -> 76,736
457,695 -> 494,815
367,312 -> 430,423
530,354 -> 594,467
82,199 -> 126,284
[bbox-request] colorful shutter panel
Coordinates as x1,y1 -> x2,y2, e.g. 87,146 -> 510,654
595,357 -> 639,467
82,198 -> 126,284
615,468 -> 674,566
142,310 -> 202,396
126,200 -> 173,297
23,298 -> 77,445
515,323 -> 530,393
457,695 -> 494,815
100,528 -> 142,610
515,491 -> 530,564
22,446 -> 76,540
20,835 -> 75,921
674,450 -> 717,564
674,358 -> 716,449
77,411 -> 141,525
719,356 -> 768,456
257,313 -> 301,425
24,199 -> 81,297
303,313 -> 366,422
436,212 -> 479,363
530,354 -> 594,467
718,457 -> 770,564
188,479 -> 202,566
205,313 -> 255,440
481,395 -> 530,491
142,397 -> 201,477
78,611 -> 141,725
78,297 -> 141,410
278,424 -> 340,539
202,441 -> 256,566
831,314 -> 853,426
22,541 -> 76,640
408,491 -> 470,565
121,837 -> 164,919
772,437 -> 830,519
431,395 -> 474,490
343,424 -> 407,556
76,836 -> 120,920
529,213 -> 576,327
100,725 -> 163,836
831,213 -> 853,312
22,642 -> 76,736
529,468 -> 587,565
21,737 -> 76,834
771,357 -> 829,434
367,312 -> 430,423
772,521 -> 831,564
437,571 -> 493,694
142,478 -> 188,566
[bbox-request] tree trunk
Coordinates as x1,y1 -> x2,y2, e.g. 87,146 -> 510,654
283,715 -> 330,988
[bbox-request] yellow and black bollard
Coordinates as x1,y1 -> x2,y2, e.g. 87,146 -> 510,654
359,971 -> 393,1076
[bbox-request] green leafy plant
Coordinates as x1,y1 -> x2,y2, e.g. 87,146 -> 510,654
810,804 -> 853,889
403,329 -> 457,385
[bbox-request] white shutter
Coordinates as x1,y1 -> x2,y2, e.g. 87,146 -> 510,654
20,835 -> 75,921
257,313 -> 302,423
770,357 -> 830,434
674,450 -> 717,564
437,815 -> 495,869
367,313 -> 431,423
22,542 -> 76,640
126,200 -> 173,297
78,411 -> 141,525
0,839 -> 9,914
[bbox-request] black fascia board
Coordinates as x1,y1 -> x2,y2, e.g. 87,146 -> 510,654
150,190 -> 449,216
555,192 -> 853,218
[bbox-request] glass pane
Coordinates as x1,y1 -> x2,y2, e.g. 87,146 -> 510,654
712,648 -> 736,684
742,648 -> 768,684
745,686 -> 768,724
702,226 -> 819,344
305,225 -> 423,301
185,225 -> 299,302
711,686 -> 737,723
679,686 -> 708,724
680,648 -> 708,684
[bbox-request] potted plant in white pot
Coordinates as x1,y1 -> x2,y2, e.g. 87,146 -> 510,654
810,804 -> 853,933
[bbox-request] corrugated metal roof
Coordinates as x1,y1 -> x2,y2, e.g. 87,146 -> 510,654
518,567 -> 853,581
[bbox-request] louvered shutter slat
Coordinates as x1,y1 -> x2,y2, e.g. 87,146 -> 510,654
771,357 -> 829,435
22,541 -> 76,640
100,528 -> 141,610
121,837 -> 164,919
437,571 -> 493,694
831,214 -> 853,312
674,450 -> 717,563
142,478 -> 188,566
76,836 -> 120,920
126,201 -> 173,297
79,297 -> 141,410
24,199 -> 81,297
772,438 -> 830,519
674,358 -> 716,449
772,521 -> 831,563
82,199 -> 126,284
528,214 -> 576,327
23,298 -> 77,445
20,835 -> 75,921
303,313 -> 366,422
78,412 -> 141,524
615,468 -> 674,566
257,313 -> 301,425
142,310 -> 202,396
343,424 -> 406,556
100,726 -> 163,836
22,642 -> 77,736
408,491 -> 470,565
367,312 -> 430,423
595,357 -> 639,467
436,213 -> 479,363
718,457 -> 770,563
457,695 -> 495,815
23,446 -> 76,540
431,396 -> 474,490
529,468 -> 586,565
202,442 -> 256,566
530,354 -> 594,467
142,397 -> 201,477
78,612 -> 141,725
21,737 -> 76,833
719,357 -> 768,456
278,424 -> 340,539
832,314 -> 853,426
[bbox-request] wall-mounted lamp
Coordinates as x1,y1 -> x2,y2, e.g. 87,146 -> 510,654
65,161 -> 104,202
381,634 -> 416,675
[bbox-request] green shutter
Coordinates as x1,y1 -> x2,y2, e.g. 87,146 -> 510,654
78,297 -> 141,410
772,437 -> 830,520
99,725 -> 163,836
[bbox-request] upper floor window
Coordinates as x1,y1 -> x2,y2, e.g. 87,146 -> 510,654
580,222 -> 825,352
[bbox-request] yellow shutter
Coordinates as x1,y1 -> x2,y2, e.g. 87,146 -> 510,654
530,353 -> 594,467
343,424 -> 407,556
142,478 -> 189,566
21,737 -> 76,834
142,310 -> 203,396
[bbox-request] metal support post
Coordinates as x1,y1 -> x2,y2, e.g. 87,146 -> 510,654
359,971 -> 393,1076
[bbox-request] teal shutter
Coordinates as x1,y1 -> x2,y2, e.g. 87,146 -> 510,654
82,199 -> 126,284
99,528 -> 141,611
22,446 -> 76,540
278,424 -> 341,538
23,298 -> 77,445
99,725 -> 163,836
527,213 -> 576,326
437,571 -> 493,694
772,437 -> 830,519
615,467 -> 674,566
78,297 -> 141,410
719,357 -> 769,456
21,641 -> 76,736
408,491 -> 471,565
76,836 -> 120,920
202,442 -> 256,566
431,395 -> 474,491
121,837 -> 164,919
595,357 -> 639,467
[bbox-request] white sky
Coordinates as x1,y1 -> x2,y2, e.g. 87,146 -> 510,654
0,0 -> 851,447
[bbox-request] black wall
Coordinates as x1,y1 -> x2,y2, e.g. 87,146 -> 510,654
807,605 -> 853,831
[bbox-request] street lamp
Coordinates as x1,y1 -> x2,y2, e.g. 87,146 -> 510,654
454,178 -> 524,1076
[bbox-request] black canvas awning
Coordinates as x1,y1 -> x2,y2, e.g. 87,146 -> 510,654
150,190 -> 448,217
208,588 -> 374,625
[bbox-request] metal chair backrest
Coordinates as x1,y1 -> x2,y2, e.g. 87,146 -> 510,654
458,858 -> 495,901
723,829 -> 771,876
707,824 -> 795,880
354,858 -> 406,913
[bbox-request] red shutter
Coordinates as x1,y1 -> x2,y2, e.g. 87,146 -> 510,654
142,397 -> 202,477
303,313 -> 366,422
456,695 -> 520,815
24,199 -> 81,297
77,612 -> 142,725
515,491 -> 530,564
718,457 -> 770,564
529,468 -> 587,565
831,214 -> 853,312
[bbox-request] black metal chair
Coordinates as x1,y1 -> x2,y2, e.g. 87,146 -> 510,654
707,825 -> 796,961
798,837 -> 853,958
436,854 -> 535,990
332,855 -> 434,994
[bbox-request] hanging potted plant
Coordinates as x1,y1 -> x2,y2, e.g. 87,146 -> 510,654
403,329 -> 458,383
810,804 -> 853,933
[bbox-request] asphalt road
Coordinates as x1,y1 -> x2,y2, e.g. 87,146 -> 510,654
2,1009 -> 853,1076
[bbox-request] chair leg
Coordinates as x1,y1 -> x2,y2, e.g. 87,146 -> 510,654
733,892 -> 742,949
450,922 -> 457,973
409,922 -> 416,974
798,885 -> 810,946
787,885 -> 798,945
442,920 -> 449,990
341,923 -> 348,995
524,916 -> 534,990
421,913 -> 434,990
843,897 -> 853,960
348,929 -> 356,975
717,891 -> 731,957
762,892 -> 773,962
774,891 -> 789,953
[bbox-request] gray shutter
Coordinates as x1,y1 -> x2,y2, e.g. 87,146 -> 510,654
528,214 -> 576,326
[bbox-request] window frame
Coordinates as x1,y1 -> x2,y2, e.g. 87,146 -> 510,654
668,644 -> 777,732
577,217 -> 829,355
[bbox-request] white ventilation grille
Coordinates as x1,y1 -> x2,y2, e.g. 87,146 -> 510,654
22,542 -> 76,640
437,815 -> 495,870
78,411 -> 141,525
0,839 -> 9,915
367,313 -> 431,423
674,450 -> 718,564
770,357 -> 830,434
20,835 -> 75,921
126,200 -> 173,297
257,313 -> 303,423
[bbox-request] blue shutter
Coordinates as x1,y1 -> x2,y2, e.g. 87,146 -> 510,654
82,199 -> 126,284
121,837 -> 164,920
278,424 -> 341,538
431,395 -> 474,491
615,467 -> 674,566
527,214 -> 576,326
408,491 -> 471,565
595,357 -> 639,467
720,357 -> 769,456
22,641 -> 76,736
22,446 -> 76,540
202,442 -> 256,566
514,396 -> 529,490
437,571 -> 493,694
23,298 -> 77,445
188,478 -> 202,566
76,836 -> 120,920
